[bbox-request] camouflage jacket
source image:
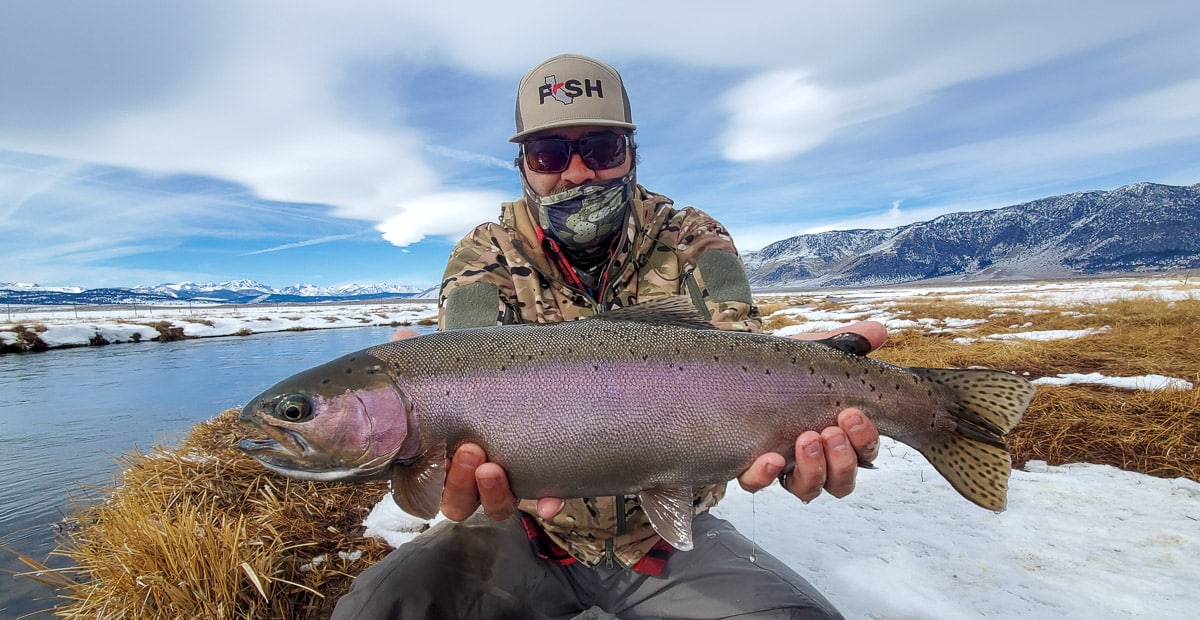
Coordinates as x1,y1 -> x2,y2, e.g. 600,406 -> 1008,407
437,185 -> 762,569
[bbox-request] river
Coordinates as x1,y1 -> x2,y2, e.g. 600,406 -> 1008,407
0,325 -> 433,619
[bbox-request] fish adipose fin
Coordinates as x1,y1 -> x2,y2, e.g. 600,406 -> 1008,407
637,486 -> 697,551
390,444 -> 448,519
813,332 -> 874,356
911,368 -> 1036,512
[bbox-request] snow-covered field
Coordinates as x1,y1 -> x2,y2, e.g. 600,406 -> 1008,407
0,301 -> 438,349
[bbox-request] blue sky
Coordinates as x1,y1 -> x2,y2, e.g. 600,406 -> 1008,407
2,1 -> 1198,290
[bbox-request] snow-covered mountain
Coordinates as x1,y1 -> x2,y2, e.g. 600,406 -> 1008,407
742,182 -> 1200,288
7,181 -> 1197,304
0,280 -> 436,306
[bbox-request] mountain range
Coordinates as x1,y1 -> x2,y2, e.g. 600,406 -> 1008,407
0,280 -> 437,306
741,182 -> 1200,288
5,181 -> 1197,305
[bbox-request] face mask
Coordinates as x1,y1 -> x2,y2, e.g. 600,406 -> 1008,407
529,173 -> 633,252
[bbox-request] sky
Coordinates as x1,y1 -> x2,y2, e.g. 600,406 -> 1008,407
2,1 -> 1199,290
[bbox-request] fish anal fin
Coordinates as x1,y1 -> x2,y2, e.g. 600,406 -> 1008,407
637,486 -> 696,551
390,444 -> 447,519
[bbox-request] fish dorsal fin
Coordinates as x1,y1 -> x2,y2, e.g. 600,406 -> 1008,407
597,297 -> 714,330
390,444 -> 447,519
637,486 -> 697,551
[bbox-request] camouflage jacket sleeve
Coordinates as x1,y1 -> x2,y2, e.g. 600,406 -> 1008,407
436,222 -> 522,330
665,206 -> 763,333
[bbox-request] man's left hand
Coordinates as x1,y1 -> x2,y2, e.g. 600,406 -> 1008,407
737,321 -> 886,502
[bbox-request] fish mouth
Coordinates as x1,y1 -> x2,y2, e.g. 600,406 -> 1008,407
237,436 -> 371,481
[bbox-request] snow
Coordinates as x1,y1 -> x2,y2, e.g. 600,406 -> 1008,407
2,301 -> 438,349
1033,373 -> 1194,391
359,440 -> 1199,619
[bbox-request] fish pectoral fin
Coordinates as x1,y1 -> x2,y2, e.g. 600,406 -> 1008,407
637,486 -> 696,551
390,445 -> 447,519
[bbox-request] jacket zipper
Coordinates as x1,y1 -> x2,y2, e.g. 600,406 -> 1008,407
603,495 -> 630,569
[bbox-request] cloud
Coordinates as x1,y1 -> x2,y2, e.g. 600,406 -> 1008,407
239,234 -> 364,256
376,191 -> 510,246
720,71 -> 844,162
2,1 -> 1198,287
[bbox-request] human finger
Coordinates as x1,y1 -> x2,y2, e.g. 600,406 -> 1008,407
475,462 -> 518,521
820,426 -> 859,498
536,497 -> 566,519
783,431 -> 827,502
440,443 -> 485,521
737,451 -> 786,493
838,408 -> 880,465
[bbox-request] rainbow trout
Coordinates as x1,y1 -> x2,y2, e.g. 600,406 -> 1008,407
239,297 -> 1034,550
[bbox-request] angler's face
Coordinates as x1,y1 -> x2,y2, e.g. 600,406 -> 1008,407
521,125 -> 632,197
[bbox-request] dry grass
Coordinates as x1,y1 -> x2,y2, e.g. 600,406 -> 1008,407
17,284 -> 1199,617
1006,386 -> 1199,479
20,412 -> 397,619
873,293 -> 1200,480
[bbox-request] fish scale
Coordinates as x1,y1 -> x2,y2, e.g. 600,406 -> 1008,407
239,297 -> 1035,550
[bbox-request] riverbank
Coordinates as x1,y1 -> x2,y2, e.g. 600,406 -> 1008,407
0,300 -> 438,354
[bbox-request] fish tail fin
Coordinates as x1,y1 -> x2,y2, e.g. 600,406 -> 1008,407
910,368 -> 1036,511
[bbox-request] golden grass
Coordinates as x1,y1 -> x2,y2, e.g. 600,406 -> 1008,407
20,412 -> 396,619
1006,386 -> 1199,479
872,292 -> 1200,480
17,283 -> 1200,617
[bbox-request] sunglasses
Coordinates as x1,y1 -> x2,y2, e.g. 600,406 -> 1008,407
521,132 -> 629,174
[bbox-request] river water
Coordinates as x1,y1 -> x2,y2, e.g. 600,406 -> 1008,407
0,325 -> 433,619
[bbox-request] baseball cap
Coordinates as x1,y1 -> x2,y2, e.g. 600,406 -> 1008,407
510,54 -> 636,143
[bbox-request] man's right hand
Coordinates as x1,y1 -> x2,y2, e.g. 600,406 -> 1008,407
441,442 -> 564,521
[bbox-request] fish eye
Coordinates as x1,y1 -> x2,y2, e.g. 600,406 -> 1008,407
274,394 -> 313,422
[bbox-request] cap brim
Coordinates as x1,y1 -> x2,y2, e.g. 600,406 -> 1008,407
509,119 -> 637,143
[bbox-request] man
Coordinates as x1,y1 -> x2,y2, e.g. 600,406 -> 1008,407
334,54 -> 885,619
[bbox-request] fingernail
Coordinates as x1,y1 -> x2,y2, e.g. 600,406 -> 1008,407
479,477 -> 497,489
803,439 -> 821,457
827,434 -> 849,451
765,461 -> 783,476
846,412 -> 866,432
